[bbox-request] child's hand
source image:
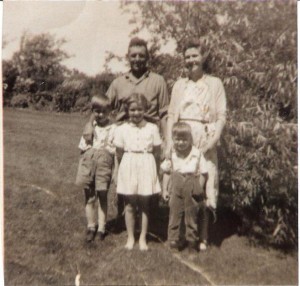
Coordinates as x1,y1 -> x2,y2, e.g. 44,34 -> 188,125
83,134 -> 93,146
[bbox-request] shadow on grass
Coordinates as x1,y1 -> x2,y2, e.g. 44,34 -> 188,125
107,195 -> 242,247
209,207 -> 242,247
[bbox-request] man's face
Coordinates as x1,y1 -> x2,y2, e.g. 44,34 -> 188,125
128,46 -> 148,73
184,47 -> 203,77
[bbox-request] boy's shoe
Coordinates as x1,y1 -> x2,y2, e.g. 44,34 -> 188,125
86,228 -> 97,243
199,240 -> 208,251
187,241 -> 199,252
98,231 -> 106,241
169,240 -> 186,251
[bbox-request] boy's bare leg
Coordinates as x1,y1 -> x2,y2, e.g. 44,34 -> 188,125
97,191 -> 108,234
85,187 -> 97,231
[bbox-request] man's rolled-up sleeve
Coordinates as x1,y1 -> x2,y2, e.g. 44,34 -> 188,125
158,77 -> 169,119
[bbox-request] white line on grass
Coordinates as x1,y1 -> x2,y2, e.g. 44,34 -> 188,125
27,184 -> 58,198
148,232 -> 216,286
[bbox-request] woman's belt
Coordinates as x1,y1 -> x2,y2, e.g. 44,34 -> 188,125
124,150 -> 152,154
179,118 -> 209,124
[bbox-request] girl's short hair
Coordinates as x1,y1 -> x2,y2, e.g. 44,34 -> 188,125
91,95 -> 111,110
123,93 -> 151,113
172,122 -> 193,140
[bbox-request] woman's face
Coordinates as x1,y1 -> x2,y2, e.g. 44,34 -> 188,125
128,102 -> 145,124
184,47 -> 203,77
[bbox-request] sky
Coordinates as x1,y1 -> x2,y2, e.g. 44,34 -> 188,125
2,1 -> 175,76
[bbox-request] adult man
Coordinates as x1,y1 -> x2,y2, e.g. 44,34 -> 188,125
107,37 -> 169,134
83,37 -> 169,227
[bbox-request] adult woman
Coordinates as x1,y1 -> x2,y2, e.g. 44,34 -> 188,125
166,39 -> 227,250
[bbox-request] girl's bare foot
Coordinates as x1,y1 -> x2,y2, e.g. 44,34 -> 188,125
125,238 -> 135,250
139,239 -> 148,251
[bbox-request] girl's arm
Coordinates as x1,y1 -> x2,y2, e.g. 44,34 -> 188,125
116,147 -> 124,164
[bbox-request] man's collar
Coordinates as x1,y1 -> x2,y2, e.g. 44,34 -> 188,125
125,70 -> 150,84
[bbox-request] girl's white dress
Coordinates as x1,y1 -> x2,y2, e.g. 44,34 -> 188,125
114,120 -> 162,196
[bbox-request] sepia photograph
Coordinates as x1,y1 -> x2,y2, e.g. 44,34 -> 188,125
2,0 -> 297,285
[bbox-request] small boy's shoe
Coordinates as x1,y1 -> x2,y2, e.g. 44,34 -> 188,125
169,241 -> 179,249
98,231 -> 106,241
187,241 -> 199,252
86,228 -> 97,243
169,240 -> 186,251
199,240 -> 208,251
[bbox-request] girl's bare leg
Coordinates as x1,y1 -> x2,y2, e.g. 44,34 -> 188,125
125,203 -> 135,250
139,211 -> 149,251
139,196 -> 150,251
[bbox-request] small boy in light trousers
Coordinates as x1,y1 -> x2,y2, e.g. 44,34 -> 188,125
161,122 -> 208,252
76,95 -> 116,243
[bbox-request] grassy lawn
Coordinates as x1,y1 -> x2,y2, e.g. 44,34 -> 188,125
4,108 -> 298,285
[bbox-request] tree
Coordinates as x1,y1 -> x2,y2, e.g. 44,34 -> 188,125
12,33 -> 69,103
122,1 -> 297,247
3,59 -> 18,105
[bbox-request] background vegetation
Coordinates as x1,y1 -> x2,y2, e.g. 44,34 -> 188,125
3,1 -> 297,248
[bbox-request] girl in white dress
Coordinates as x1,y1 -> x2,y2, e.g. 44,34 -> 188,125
114,93 -> 162,251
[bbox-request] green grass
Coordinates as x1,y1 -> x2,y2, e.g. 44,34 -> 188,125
4,108 -> 298,285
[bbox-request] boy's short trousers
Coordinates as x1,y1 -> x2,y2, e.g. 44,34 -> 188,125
75,148 -> 114,190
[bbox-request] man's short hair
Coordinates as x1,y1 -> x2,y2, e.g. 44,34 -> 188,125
128,37 -> 149,57
172,122 -> 193,141
183,38 -> 201,55
91,95 -> 111,110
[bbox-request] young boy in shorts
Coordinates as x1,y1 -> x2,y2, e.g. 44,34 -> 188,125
76,95 -> 116,242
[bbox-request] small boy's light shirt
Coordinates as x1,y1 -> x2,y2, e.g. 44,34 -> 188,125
161,146 -> 208,174
78,122 -> 116,154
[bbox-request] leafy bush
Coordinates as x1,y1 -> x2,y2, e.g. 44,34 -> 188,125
11,94 -> 30,108
220,108 -> 297,246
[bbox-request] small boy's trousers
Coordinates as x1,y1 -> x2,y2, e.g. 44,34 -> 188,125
168,172 -> 205,243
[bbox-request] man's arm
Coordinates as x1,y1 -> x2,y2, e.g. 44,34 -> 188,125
116,147 -> 124,164
162,173 -> 171,201
157,76 -> 169,139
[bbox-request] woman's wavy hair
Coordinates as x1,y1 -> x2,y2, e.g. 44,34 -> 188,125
182,38 -> 212,74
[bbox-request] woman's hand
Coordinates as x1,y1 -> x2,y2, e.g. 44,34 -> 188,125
201,139 -> 216,154
164,143 -> 172,160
